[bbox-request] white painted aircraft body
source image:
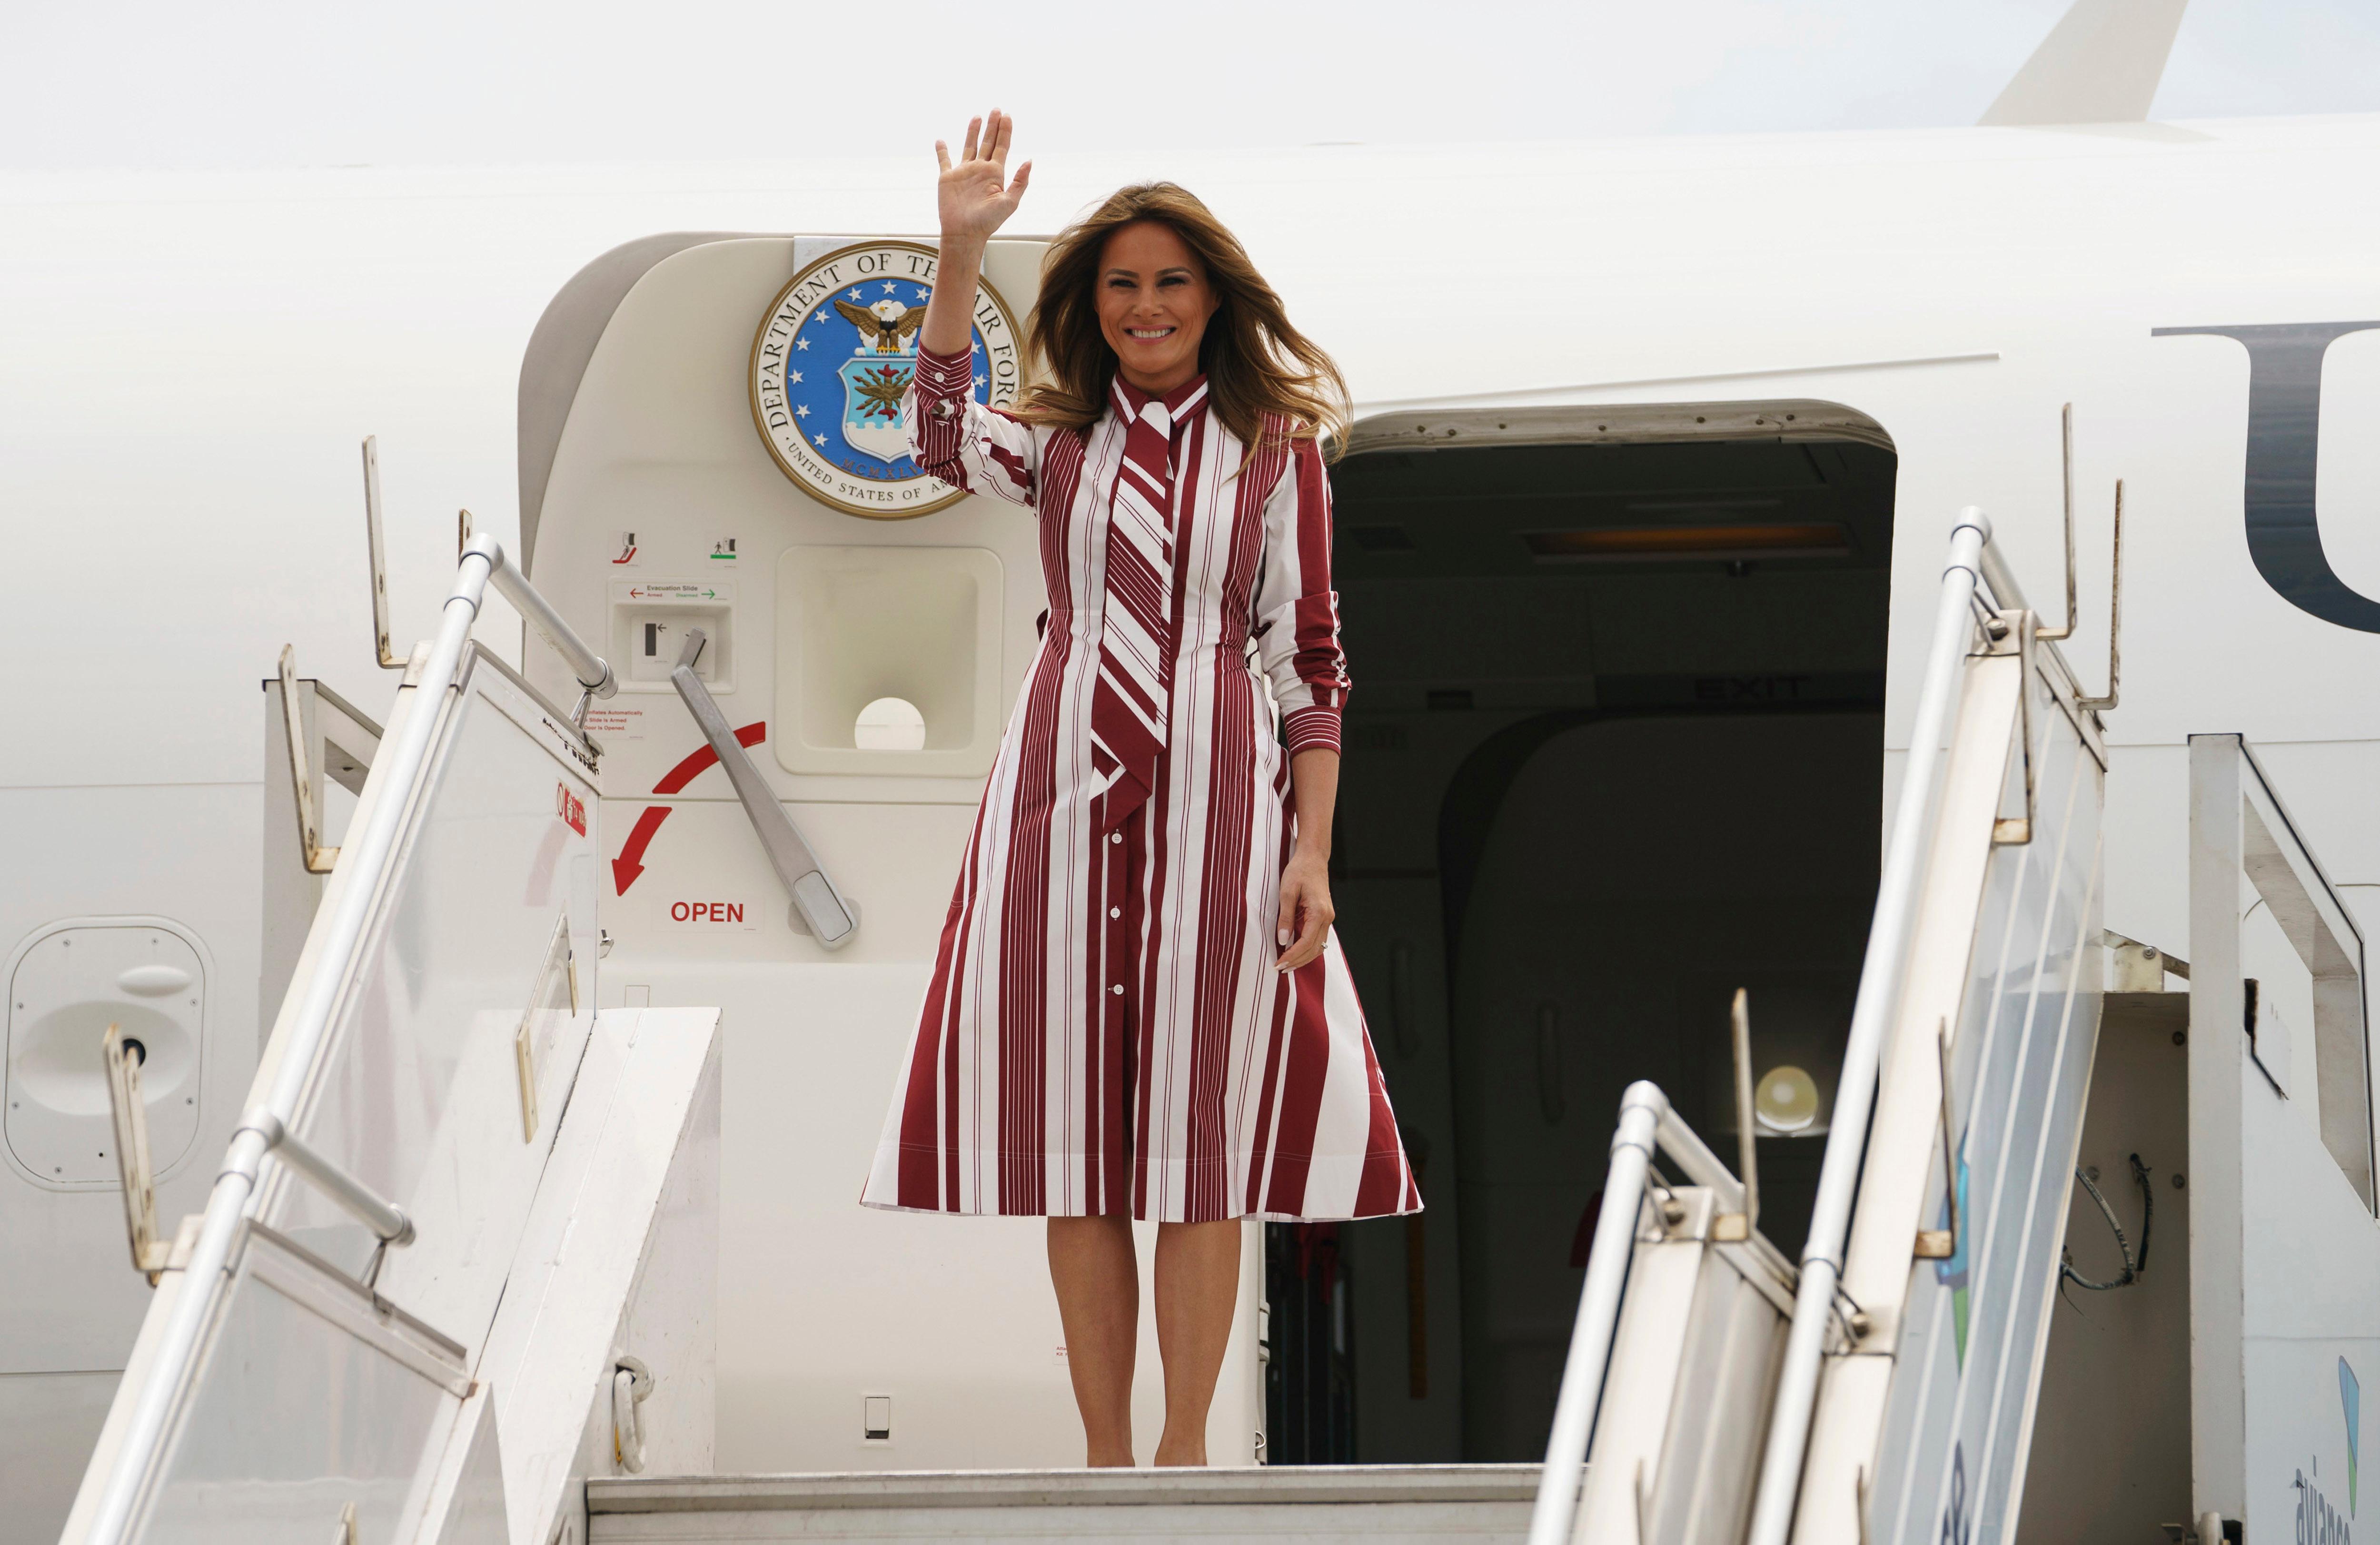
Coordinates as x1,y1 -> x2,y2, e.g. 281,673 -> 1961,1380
7,93 -> 2380,1545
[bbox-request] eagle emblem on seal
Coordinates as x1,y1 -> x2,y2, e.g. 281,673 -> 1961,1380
833,297 -> 929,354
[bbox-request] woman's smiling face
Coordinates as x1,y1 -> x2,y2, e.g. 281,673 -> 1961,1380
1094,220 -> 1219,396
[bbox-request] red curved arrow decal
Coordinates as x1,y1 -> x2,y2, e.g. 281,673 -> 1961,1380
612,807 -> 668,894
613,721 -> 768,894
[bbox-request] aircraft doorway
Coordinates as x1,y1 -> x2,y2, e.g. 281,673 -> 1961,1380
1265,405 -> 1896,1465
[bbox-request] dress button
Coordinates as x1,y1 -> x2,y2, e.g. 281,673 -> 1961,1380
1111,984 -> 1124,996
1110,832 -> 1122,845
1110,907 -> 1121,919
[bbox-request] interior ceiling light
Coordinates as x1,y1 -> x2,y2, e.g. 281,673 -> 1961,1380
1755,1065 -> 1823,1134
1523,522 -> 1851,563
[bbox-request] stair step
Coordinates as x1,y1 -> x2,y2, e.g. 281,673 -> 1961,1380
587,1464 -> 1542,1543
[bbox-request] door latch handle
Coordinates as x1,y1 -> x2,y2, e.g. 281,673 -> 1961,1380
669,630 -> 857,949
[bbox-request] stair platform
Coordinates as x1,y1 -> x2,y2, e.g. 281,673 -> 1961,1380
587,1464 -> 1541,1543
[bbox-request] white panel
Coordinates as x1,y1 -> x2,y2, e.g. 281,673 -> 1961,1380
263,650 -> 601,1364
1864,660 -> 2106,1545
2238,1070 -> 2380,1545
2203,740 -> 2380,1541
1574,1188 -> 1790,1545
469,1008 -> 720,1545
1578,1202 -> 1706,1539
1650,1250 -> 1791,1545
0,1369 -> 117,1545
139,1226 -> 466,1543
689,960 -> 1081,1470
413,1387 -> 511,1545
609,1016 -> 723,1482
1577,1190 -> 1713,1540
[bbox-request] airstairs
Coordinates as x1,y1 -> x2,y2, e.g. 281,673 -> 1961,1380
1527,509 -> 2118,1545
1522,512 -> 2380,1545
62,538 -> 722,1545
58,505 -> 2377,1545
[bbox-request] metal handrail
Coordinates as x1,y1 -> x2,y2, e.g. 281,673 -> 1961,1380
1527,1081 -> 1667,1545
234,1109 -> 413,1246
86,535 -> 600,1545
1651,1101 -> 1748,1216
1526,1083 -> 1778,1545
1742,510 -> 1992,1545
481,535 -> 615,723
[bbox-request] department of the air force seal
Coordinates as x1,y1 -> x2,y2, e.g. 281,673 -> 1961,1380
750,239 -> 1022,519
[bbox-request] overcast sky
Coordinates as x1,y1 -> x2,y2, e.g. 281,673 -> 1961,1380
6,0 -> 2379,171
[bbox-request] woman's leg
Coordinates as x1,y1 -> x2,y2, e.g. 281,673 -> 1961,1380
1047,1215 -> 1139,1466
1152,1218 -> 1242,1466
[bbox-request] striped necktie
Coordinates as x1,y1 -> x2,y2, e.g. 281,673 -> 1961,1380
1090,381 -> 1200,830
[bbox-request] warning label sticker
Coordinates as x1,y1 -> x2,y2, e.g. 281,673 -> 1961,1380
584,704 -> 645,741
617,581 -> 734,603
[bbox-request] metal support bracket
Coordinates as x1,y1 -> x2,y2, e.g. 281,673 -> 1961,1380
2039,403 -> 2080,640
2010,408 -> 2121,712
1992,610 -> 2037,847
669,630 -> 858,948
1915,1020 -> 1963,1259
2076,479 -> 2124,711
278,646 -> 342,873
1716,987 -> 1762,1242
2105,929 -> 2189,987
103,1024 -> 171,1282
362,436 -> 403,670
516,911 -> 578,1143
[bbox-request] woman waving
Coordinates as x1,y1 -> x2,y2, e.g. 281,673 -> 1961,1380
863,110 -> 1418,1468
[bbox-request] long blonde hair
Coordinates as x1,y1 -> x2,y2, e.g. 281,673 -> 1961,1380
1016,182 -> 1350,457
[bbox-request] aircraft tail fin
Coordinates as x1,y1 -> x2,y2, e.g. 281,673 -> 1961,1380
1979,0 -> 2188,126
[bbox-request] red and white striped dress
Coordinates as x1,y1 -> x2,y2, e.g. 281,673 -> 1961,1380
861,345 -> 1420,1224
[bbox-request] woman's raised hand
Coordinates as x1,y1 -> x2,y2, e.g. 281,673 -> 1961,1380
936,110 -> 1031,249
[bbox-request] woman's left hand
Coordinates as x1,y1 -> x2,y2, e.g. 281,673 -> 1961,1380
1276,848 -> 1334,973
